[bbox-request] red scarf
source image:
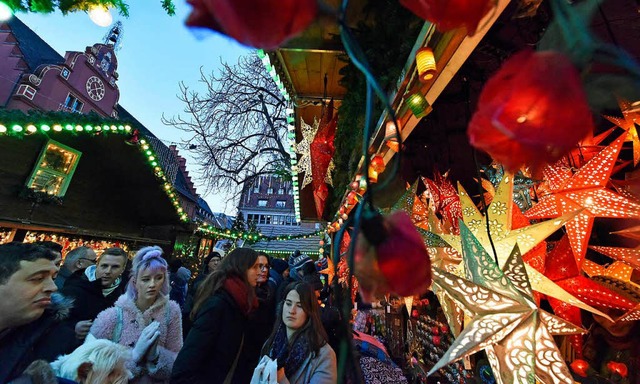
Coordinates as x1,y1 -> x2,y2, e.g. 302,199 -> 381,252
223,276 -> 258,315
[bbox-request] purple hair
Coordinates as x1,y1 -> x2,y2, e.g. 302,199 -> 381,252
126,246 -> 170,300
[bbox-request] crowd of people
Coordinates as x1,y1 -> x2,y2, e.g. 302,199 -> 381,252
0,242 -> 338,384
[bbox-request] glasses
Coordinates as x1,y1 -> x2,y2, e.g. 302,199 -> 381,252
258,264 -> 270,271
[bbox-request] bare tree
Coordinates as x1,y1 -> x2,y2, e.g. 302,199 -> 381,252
163,54 -> 290,201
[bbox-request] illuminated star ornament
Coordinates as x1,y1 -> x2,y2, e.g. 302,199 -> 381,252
319,256 -> 335,285
295,117 -> 319,189
437,172 -> 605,315
583,260 -> 640,322
430,224 -> 584,383
590,245 -> 640,271
525,136 -> 640,267
604,98 -> 640,166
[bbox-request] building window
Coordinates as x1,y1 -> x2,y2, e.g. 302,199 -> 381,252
275,200 -> 286,208
257,199 -> 268,207
265,215 -> 272,224
62,94 -> 84,113
267,187 -> 274,194
278,188 -> 285,194
16,84 -> 37,100
26,139 -> 81,197
253,183 -> 260,193
259,215 -> 266,224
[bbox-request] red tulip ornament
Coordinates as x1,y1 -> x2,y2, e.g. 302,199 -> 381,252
400,0 -> 494,35
354,210 -> 432,303
468,50 -> 594,173
186,0 -> 317,49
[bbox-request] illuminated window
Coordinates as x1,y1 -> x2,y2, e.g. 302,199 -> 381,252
62,94 -> 84,113
257,199 -> 268,207
26,139 -> 81,197
275,200 -> 286,208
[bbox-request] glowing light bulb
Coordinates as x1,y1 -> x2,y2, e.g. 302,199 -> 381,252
88,5 -> 112,27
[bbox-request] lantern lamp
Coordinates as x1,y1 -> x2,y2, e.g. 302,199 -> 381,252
416,47 -> 437,82
0,2 -> 13,22
407,93 -> 432,118
385,120 -> 400,152
370,155 -> 385,173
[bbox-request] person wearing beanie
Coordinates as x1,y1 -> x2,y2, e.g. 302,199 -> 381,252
288,252 -> 314,282
170,266 -> 191,310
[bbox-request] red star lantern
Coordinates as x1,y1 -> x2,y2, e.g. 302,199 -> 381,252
561,128 -> 614,169
543,236 -> 638,357
422,171 -> 462,234
603,98 -> 640,166
310,100 -> 338,219
590,246 -> 640,271
611,225 -> 640,242
583,260 -> 640,322
525,136 -> 640,267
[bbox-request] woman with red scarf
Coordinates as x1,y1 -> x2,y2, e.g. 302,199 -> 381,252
171,248 -> 261,384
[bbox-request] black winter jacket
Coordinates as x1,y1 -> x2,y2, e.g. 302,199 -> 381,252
171,289 -> 253,384
59,269 -> 124,326
0,293 -> 77,382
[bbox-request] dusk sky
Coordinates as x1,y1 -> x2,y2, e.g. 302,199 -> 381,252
18,2 -> 252,214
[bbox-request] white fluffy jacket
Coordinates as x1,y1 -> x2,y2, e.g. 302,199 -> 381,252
90,294 -> 183,384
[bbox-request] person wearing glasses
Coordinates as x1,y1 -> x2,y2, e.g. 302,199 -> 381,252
61,247 -> 128,342
54,246 -> 97,289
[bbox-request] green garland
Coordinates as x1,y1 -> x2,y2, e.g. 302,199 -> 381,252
3,0 -> 175,16
196,224 -> 324,243
329,0 -> 423,216
0,110 -> 190,222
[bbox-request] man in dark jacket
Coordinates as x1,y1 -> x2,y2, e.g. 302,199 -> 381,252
60,247 -> 127,341
54,246 -> 97,289
0,242 -> 77,383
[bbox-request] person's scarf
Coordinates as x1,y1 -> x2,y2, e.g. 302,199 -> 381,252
268,324 -> 312,377
85,265 -> 121,297
223,275 -> 258,316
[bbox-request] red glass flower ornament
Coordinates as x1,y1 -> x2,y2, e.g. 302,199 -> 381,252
186,0 -> 317,49
570,359 -> 590,377
400,0 -> 494,35
468,50 -> 594,172
607,361 -> 628,378
354,211 -> 432,302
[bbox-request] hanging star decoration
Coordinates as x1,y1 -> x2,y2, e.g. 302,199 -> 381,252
430,223 -> 585,384
319,256 -> 335,285
611,224 -> 640,242
423,171 -> 462,233
295,117 -> 320,189
543,236 -> 638,357
603,98 -> 640,166
582,260 -> 640,322
560,127 -> 615,169
590,245 -> 640,271
437,172 -> 607,315
525,136 -> 640,267
481,164 -> 536,211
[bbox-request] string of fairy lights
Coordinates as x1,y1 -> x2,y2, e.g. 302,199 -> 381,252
0,117 -> 190,223
256,49 -> 301,223
196,224 -> 324,243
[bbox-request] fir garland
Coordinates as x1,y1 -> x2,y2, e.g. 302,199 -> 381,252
329,0 -> 423,215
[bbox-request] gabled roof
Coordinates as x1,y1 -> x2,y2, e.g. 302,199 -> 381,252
6,16 -> 64,70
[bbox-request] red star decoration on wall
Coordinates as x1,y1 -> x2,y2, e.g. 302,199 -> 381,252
525,136 -> 640,267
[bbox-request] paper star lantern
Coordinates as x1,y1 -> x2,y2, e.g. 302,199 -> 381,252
295,117 -> 319,189
544,236 -> 638,356
582,260 -> 640,322
319,256 -> 335,285
590,245 -> 640,271
310,100 -> 338,218
603,98 -> 640,166
430,224 -> 584,384
561,128 -> 615,169
437,173 -> 607,316
525,136 -> 640,267
423,171 -> 462,233
611,224 -> 640,242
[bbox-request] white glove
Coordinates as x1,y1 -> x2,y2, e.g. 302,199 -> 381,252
132,321 -> 160,363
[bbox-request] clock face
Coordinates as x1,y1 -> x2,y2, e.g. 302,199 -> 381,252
86,76 -> 105,101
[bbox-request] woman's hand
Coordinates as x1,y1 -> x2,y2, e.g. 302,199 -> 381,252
132,321 -> 160,363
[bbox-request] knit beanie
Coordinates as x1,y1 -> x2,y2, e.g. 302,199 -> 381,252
271,258 -> 289,275
289,252 -> 313,281
176,266 -> 191,281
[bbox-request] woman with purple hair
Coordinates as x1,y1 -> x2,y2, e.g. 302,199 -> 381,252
89,246 -> 183,383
